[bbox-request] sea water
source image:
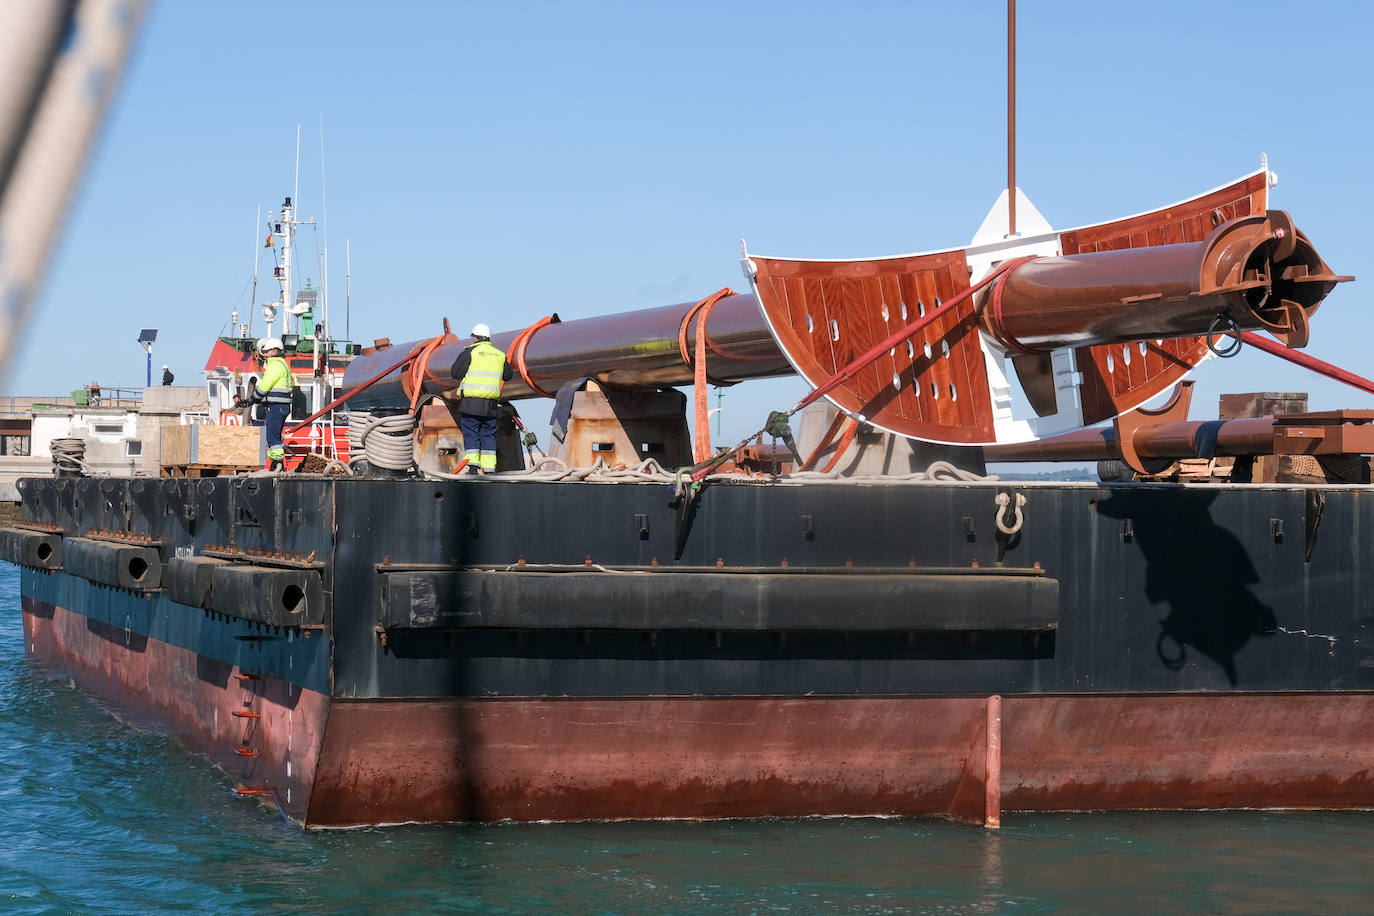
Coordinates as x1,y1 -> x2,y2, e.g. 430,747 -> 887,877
1,563 -> 1370,915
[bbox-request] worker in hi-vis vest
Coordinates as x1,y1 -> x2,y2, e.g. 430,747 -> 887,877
237,338 -> 293,472
449,323 -> 512,475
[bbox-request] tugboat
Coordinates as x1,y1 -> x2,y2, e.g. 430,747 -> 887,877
198,195 -> 359,470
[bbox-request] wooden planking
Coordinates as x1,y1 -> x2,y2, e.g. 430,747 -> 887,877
1062,172 -> 1268,423
160,424 -> 261,470
753,249 -> 994,443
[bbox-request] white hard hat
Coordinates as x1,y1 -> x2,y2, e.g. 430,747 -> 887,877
470,323 -> 491,338
257,337 -> 284,353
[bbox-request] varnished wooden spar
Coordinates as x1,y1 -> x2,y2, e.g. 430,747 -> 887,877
343,293 -> 793,411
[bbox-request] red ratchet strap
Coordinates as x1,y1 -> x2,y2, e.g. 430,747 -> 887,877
288,339 -> 429,434
509,316 -> 558,397
791,257 -> 1034,417
986,257 -> 1039,355
1239,331 -> 1374,396
679,288 -> 735,463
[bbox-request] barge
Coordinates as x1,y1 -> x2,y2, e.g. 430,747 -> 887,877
6,164 -> 1372,828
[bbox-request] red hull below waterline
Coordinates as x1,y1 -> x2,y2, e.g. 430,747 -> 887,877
22,596 -> 328,822
22,598 -> 1374,827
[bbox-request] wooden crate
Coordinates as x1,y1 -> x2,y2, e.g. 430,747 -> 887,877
160,424 -> 261,471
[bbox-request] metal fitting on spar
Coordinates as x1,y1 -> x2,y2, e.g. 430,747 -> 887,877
975,209 -> 1351,355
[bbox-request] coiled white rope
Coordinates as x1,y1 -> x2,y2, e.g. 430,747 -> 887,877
347,412 -> 415,472
49,437 -> 107,476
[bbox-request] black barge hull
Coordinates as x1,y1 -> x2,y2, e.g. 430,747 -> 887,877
9,474 -> 1374,826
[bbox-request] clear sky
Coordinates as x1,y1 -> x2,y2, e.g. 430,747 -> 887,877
14,0 -> 1374,450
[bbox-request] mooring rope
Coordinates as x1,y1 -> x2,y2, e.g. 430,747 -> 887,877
347,412 -> 416,472
49,437 -> 108,476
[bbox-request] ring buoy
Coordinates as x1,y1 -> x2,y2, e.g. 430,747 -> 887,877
219,409 -> 240,426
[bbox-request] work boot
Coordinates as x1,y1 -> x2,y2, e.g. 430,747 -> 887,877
466,465 -> 481,477
269,459 -> 285,472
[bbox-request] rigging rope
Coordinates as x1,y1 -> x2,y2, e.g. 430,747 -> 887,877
347,412 -> 416,471
418,454 -> 995,486
49,438 -> 106,476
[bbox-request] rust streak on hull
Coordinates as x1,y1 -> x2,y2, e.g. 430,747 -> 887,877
1001,694 -> 1374,811
21,596 -> 329,822
308,693 -> 1374,828
308,696 -> 988,827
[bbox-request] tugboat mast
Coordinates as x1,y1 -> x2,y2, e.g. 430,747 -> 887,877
264,193 -> 315,341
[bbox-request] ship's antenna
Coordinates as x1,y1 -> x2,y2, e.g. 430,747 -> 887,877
248,204 -> 260,337
345,240 -> 352,345
1006,0 -> 1016,238
318,114 -> 328,347
293,122 -> 301,229
291,123 -> 301,336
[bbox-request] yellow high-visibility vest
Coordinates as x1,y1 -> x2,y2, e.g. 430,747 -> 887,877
459,341 -> 507,400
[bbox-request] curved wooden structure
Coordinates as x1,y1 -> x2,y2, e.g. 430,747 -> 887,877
745,249 -> 995,443
747,167 -> 1347,444
1061,170 -> 1269,424
344,166 -> 1348,447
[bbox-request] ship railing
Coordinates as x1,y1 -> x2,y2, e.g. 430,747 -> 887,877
11,389 -> 144,413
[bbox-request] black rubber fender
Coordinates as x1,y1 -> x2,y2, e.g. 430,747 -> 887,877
208,563 -> 324,626
0,527 -> 62,570
63,537 -> 161,590
164,555 -> 229,608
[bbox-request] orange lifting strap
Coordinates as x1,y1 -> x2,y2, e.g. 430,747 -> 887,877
678,287 -> 735,463
407,333 -> 455,411
509,316 -> 558,398
799,412 -> 861,474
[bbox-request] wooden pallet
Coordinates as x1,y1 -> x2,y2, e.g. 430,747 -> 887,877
159,463 -> 259,478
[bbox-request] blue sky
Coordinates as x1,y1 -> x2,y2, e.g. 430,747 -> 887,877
15,0 -> 1374,449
